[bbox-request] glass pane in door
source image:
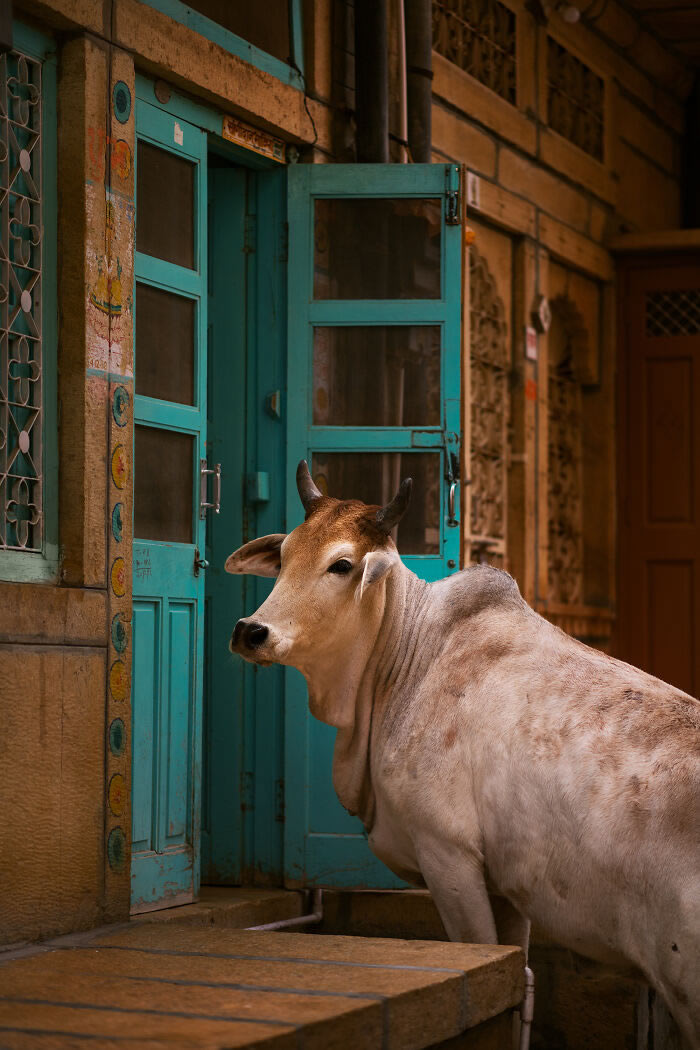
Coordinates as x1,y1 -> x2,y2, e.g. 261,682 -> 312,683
135,283 -> 196,405
311,451 -> 441,554
137,141 -> 195,268
314,197 -> 442,299
134,425 -> 194,543
313,326 -> 441,426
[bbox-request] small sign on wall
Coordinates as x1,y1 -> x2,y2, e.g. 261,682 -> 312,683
222,115 -> 286,163
525,325 -> 538,361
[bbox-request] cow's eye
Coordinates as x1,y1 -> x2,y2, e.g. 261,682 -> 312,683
327,559 -> 352,575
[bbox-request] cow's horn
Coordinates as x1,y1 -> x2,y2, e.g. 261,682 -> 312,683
297,459 -> 323,514
375,478 -> 413,534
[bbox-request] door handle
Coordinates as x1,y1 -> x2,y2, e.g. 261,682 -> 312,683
447,481 -> 459,528
200,460 -> 222,519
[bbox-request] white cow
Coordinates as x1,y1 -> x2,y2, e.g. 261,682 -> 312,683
227,462 -> 700,1047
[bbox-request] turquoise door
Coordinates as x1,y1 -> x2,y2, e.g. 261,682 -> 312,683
131,101 -> 208,910
284,163 -> 464,887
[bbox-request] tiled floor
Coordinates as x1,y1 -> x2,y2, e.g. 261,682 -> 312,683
0,921 -> 523,1049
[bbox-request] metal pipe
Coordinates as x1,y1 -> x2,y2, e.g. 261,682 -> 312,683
246,890 -> 324,932
519,966 -> 535,1050
405,0 -> 433,162
396,0 -> 409,162
354,0 -> 389,162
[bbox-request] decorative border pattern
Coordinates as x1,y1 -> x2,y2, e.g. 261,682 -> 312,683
102,60 -> 134,919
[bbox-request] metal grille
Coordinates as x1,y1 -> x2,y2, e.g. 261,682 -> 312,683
469,246 -> 509,567
0,49 -> 43,552
547,37 -> 603,161
433,0 -> 516,105
646,290 -> 700,337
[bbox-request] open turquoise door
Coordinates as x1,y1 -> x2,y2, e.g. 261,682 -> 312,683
284,163 -> 463,887
131,101 -> 208,910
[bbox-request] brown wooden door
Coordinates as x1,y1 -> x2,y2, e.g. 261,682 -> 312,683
618,256 -> 700,696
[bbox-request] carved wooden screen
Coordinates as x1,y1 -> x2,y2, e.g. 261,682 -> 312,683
547,296 -> 586,604
468,246 -> 509,567
433,0 -> 517,105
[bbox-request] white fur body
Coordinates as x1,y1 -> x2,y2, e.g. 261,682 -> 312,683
227,502 -> 700,1047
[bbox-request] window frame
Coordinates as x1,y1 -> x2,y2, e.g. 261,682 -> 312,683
0,22 -> 58,583
141,0 -> 304,89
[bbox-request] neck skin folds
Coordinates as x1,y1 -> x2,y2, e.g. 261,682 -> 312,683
298,561 -> 431,826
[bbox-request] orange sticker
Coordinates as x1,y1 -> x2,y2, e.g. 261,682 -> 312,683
525,378 -> 538,402
109,659 -> 129,702
108,773 -> 125,816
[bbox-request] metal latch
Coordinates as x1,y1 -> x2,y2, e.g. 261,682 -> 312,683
194,548 -> 209,576
200,459 -> 222,519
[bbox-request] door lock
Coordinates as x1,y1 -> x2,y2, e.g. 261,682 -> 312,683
194,548 -> 209,576
200,459 -> 222,519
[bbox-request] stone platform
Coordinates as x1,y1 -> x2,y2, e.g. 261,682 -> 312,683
0,920 -> 524,1048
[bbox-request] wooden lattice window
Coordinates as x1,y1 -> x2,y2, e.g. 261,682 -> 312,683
646,289 -> 700,337
547,37 -> 604,161
547,297 -> 588,605
433,0 -> 517,105
0,26 -> 57,582
469,246 -> 509,566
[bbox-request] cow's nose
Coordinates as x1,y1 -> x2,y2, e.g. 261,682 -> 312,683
232,619 -> 269,650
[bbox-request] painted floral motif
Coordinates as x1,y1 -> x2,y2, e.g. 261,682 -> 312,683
110,556 -> 126,597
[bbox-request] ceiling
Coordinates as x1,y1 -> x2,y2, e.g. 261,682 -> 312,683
623,0 -> 700,63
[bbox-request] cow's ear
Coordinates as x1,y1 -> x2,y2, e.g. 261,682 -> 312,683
357,549 -> 398,600
225,534 -> 286,577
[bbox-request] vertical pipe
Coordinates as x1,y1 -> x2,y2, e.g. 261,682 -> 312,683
397,0 -> 409,162
354,0 -> 389,162
682,73 -> 700,228
405,0 -> 433,163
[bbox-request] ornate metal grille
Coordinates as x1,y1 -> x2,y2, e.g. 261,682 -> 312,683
548,299 -> 585,605
547,37 -> 604,161
469,246 -> 509,567
0,49 -> 43,552
646,289 -> 700,337
433,0 -> 517,105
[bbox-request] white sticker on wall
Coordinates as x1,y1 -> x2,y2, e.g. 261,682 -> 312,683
174,122 -> 183,146
467,171 -> 480,210
525,325 -> 538,361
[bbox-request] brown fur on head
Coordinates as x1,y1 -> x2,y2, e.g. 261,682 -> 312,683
302,496 -> 393,549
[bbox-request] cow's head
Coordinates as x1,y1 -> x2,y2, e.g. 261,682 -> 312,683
225,460 -> 412,727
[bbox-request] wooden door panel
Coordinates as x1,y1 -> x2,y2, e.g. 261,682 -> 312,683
163,601 -> 195,845
645,357 -> 693,524
131,600 -> 159,852
617,257 -> 700,696
646,560 -> 695,694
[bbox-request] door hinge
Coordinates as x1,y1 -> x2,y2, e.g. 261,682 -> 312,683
445,165 -> 461,225
241,770 -> 254,813
244,212 -> 256,254
275,778 -> 285,823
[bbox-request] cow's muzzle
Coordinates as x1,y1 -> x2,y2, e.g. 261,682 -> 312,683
231,618 -> 269,653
